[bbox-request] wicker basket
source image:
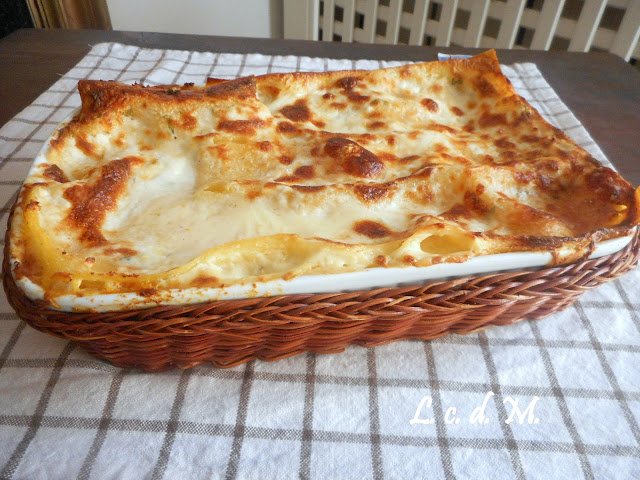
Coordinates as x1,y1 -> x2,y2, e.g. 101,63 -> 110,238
3,200 -> 639,370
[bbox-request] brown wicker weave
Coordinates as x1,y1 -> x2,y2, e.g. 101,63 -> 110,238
3,199 -> 639,370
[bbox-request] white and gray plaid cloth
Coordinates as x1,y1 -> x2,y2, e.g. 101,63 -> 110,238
0,43 -> 638,480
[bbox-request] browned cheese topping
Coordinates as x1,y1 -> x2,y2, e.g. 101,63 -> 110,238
9,50 -> 639,306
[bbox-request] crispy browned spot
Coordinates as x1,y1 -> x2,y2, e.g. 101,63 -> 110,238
181,113 -> 198,129
360,133 -> 378,143
406,179 -> 433,204
541,167 -> 634,233
542,159 -> 559,171
281,99 -> 311,122
204,76 -> 256,99
378,152 -> 398,163
478,111 -> 508,129
451,106 -> 464,116
322,92 -> 335,100
500,150 -> 517,161
258,141 -> 273,151
114,132 -> 126,148
337,76 -> 359,90
25,199 -> 40,211
353,220 -> 392,238
463,120 -> 475,133
345,90 -> 370,104
375,255 -> 387,266
473,77 -> 498,97
587,167 -> 634,204
520,134 -> 542,143
421,98 -> 439,112
276,165 -> 316,183
403,255 -> 416,265
261,85 -> 281,99
312,120 -> 326,129
63,157 -> 142,246
427,124 -> 457,134
49,132 -> 66,151
353,183 -> 392,203
441,204 -> 474,221
434,143 -> 448,153
294,165 -> 315,178
43,164 -> 69,183
76,134 -> 98,158
330,102 -> 347,110
218,118 -> 265,135
494,138 -> 516,149
207,144 -> 228,161
336,76 -> 370,103
367,121 -> 387,129
557,149 -> 575,160
279,155 -> 293,165
277,121 -> 298,133
324,137 -> 384,178
463,190 -> 491,216
399,65 -> 412,78
512,108 -> 533,128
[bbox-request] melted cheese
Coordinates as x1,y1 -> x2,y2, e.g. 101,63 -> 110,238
8,50 -> 639,308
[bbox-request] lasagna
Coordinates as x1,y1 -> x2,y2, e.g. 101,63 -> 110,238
7,50 -> 639,310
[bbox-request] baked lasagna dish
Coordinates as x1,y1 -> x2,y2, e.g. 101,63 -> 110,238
7,50 -> 639,311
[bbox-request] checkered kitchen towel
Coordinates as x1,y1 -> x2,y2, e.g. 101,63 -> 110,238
0,43 -> 638,480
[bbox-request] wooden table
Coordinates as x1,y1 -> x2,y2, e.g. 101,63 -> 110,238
1,28 -> 639,185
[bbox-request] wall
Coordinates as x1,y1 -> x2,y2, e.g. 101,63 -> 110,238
105,0 -> 283,38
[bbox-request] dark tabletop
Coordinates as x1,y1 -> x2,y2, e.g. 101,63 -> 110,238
1,28 -> 639,185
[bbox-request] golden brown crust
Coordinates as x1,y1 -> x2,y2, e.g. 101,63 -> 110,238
8,50 -> 640,306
